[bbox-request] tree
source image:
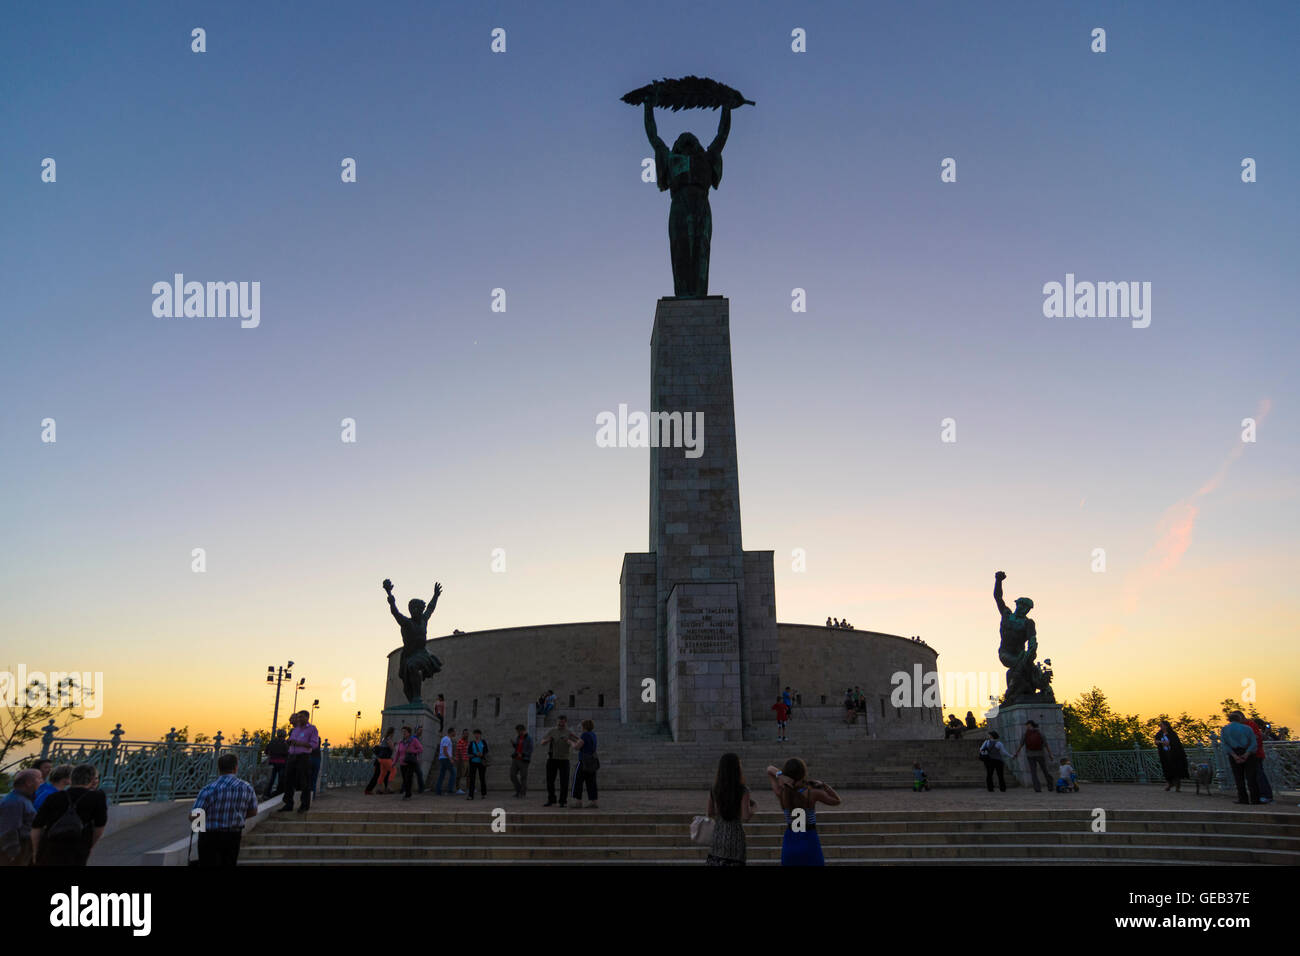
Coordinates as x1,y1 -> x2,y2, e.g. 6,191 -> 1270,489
0,672 -> 87,787
1061,687 -> 1145,750
344,725 -> 382,757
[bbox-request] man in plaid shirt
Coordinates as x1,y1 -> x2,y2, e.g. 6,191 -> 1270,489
190,753 -> 259,866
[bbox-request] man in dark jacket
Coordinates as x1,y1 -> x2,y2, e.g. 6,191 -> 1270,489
510,724 -> 534,798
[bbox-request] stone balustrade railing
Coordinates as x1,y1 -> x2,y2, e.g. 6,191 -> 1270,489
35,720 -> 373,804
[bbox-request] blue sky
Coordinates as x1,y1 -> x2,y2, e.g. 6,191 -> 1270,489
2,0 -> 1296,742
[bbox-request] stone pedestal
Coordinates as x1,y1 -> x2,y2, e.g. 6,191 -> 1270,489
989,699 -> 1070,789
667,582 -> 742,742
380,701 -> 439,782
619,296 -> 780,741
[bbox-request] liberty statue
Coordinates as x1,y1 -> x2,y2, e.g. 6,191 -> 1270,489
993,570 -> 1054,702
382,578 -> 444,704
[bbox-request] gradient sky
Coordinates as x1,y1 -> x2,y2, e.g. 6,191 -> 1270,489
2,1 -> 1297,749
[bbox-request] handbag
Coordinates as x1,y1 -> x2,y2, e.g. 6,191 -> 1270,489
690,815 -> 714,846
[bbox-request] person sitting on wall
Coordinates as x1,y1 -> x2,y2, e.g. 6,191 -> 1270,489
826,616 -> 833,628
964,711 -> 978,731
944,714 -> 964,740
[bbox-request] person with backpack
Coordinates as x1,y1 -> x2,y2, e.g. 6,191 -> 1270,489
979,732 -> 1011,792
1012,720 -> 1056,793
466,729 -> 489,800
30,763 -> 108,866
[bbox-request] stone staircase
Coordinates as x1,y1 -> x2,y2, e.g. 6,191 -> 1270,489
526,715 -> 978,790
242,807 -> 1300,865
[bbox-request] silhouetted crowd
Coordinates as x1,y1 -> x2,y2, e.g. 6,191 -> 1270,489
825,617 -> 855,630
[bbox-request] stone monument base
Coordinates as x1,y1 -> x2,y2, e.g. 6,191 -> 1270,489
989,699 -> 1069,790
380,701 -> 440,782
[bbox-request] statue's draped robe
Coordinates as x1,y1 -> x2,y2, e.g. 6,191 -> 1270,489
654,138 -> 723,297
390,608 -> 443,703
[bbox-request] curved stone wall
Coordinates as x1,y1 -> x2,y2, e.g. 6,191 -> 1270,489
384,620 -> 943,747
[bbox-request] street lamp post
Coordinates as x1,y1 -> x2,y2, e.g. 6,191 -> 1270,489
291,677 -> 306,715
266,661 -> 295,738
353,711 -> 361,754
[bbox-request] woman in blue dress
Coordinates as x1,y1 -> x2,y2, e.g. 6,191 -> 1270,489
766,758 -> 841,866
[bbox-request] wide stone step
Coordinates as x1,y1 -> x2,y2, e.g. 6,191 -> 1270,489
248,822 -> 1294,837
243,829 -> 1297,851
237,842 -> 1295,864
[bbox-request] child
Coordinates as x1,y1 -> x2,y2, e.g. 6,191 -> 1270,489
912,763 -> 930,792
771,696 -> 790,742
1055,757 -> 1076,793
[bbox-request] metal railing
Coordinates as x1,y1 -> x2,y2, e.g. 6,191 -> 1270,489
1071,741 -> 1297,794
36,720 -> 372,804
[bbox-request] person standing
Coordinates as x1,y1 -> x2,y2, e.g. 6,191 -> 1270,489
979,732 -> 1010,792
190,753 -> 260,866
397,726 -> 423,800
1221,712 -> 1261,805
434,695 -> 446,734
435,726 -> 456,795
466,729 -> 488,800
30,763 -> 108,866
571,720 -> 599,809
1012,720 -> 1055,793
263,730 -> 289,799
33,765 -> 72,810
454,728 -> 471,795
766,758 -> 839,866
1154,720 -> 1189,792
706,753 -> 755,865
509,724 -> 533,798
309,734 -> 323,797
410,728 -> 426,793
1245,717 -> 1274,803
539,716 -> 579,807
771,696 -> 790,742
782,686 -> 794,719
280,711 -> 319,814
0,769 -> 40,866
365,730 -> 396,795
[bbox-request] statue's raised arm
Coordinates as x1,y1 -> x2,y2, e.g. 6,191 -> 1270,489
708,105 -> 731,155
993,570 -> 1010,617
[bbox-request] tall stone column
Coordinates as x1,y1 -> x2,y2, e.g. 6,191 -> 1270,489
620,296 -> 780,742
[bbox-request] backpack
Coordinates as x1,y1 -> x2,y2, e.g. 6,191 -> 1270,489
1025,729 -> 1045,750
980,740 -> 999,761
46,790 -> 88,843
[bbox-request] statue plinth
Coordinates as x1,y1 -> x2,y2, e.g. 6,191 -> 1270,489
988,700 -> 1071,790
379,701 -> 439,781
620,296 -> 779,741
